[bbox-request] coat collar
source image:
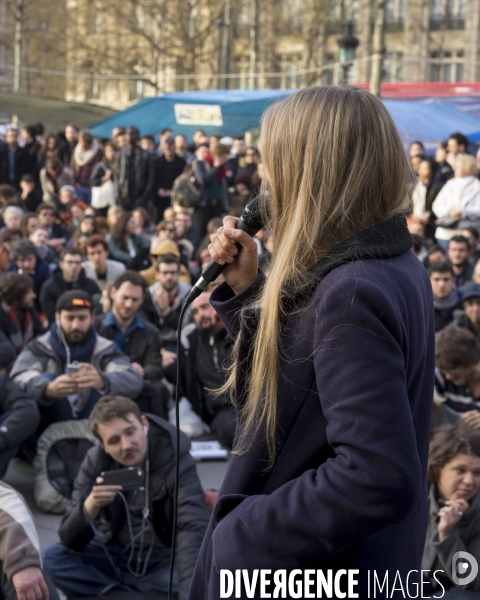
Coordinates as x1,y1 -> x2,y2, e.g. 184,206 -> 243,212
284,214 -> 413,311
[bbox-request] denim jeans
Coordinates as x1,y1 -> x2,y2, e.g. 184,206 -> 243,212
76,186 -> 92,205
43,541 -> 178,598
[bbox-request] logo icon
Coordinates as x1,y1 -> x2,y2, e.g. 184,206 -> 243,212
452,551 -> 478,586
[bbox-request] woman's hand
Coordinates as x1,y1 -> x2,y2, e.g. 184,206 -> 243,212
437,498 -> 469,540
208,216 -> 258,295
449,209 -> 463,220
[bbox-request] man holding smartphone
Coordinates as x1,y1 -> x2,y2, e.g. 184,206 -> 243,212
10,291 -> 143,429
43,395 -> 209,600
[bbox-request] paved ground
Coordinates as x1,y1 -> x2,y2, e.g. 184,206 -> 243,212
4,456 -> 230,549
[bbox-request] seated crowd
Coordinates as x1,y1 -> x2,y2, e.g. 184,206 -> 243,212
1,126 -> 480,599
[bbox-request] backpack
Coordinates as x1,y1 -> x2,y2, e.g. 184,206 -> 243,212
171,173 -> 201,208
33,420 -> 97,514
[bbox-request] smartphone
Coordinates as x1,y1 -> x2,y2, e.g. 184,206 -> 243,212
66,362 -> 81,375
100,467 -> 144,490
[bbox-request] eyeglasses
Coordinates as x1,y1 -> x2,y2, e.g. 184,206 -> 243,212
162,228 -> 175,233
63,260 -> 82,266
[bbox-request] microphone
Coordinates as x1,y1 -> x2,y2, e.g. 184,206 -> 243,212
185,197 -> 264,305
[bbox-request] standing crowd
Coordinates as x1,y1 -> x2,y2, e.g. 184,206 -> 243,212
0,122 -> 479,599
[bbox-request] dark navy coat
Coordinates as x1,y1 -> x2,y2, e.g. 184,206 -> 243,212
187,243 -> 435,599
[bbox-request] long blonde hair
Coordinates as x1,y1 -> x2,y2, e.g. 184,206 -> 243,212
228,86 -> 411,468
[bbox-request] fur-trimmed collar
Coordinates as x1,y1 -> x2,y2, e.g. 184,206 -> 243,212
285,214 -> 413,309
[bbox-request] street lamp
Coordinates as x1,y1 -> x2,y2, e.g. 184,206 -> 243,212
337,22 -> 359,84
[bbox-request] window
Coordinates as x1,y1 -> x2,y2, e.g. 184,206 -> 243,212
324,54 -> 334,85
327,0 -> 358,34
135,5 -> 145,28
430,0 -> 465,28
383,52 -> 403,82
386,0 -> 405,22
129,79 -> 145,101
0,4 -> 6,29
94,10 -> 104,34
279,0 -> 303,34
0,43 -> 5,72
276,54 -> 303,88
429,50 -> 464,82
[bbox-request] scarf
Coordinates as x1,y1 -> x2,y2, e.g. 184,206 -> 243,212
73,138 -> 99,167
433,287 -> 461,311
205,154 -> 227,183
2,303 -> 33,353
48,322 -> 97,365
283,215 -> 414,314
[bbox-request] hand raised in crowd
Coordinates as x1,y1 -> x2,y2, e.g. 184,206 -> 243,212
131,362 -> 144,376
45,374 -> 79,399
208,216 -> 259,295
461,411 -> 480,430
437,498 -> 469,541
158,188 -> 167,197
213,156 -> 227,168
448,209 -> 463,220
12,566 -> 50,600
154,284 -> 171,312
69,363 -> 105,391
84,476 -> 122,520
161,348 -> 176,368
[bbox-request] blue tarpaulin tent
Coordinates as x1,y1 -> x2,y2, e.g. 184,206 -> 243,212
90,90 -> 293,140
90,90 -> 480,150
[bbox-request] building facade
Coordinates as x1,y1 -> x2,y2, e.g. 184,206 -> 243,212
1,0 -> 479,108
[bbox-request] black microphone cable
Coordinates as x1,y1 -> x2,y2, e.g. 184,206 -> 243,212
167,198 -> 264,600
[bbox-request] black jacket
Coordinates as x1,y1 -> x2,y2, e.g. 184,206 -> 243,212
18,188 -> 43,213
58,414 -> 210,600
0,373 -> 40,451
49,222 -> 71,241
0,304 -> 45,371
95,313 -> 164,380
153,155 -> 186,203
115,147 -> 154,210
40,268 -> 101,325
0,146 -> 32,189
58,141 -> 76,168
434,304 -> 462,332
177,323 -> 232,419
454,261 -> 474,288
431,160 -> 454,194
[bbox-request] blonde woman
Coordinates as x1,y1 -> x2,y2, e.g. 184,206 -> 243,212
433,154 -> 480,250
187,87 -> 435,599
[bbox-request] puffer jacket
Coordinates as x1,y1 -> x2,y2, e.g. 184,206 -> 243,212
0,373 -> 39,451
10,330 -> 143,408
58,414 -> 210,600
